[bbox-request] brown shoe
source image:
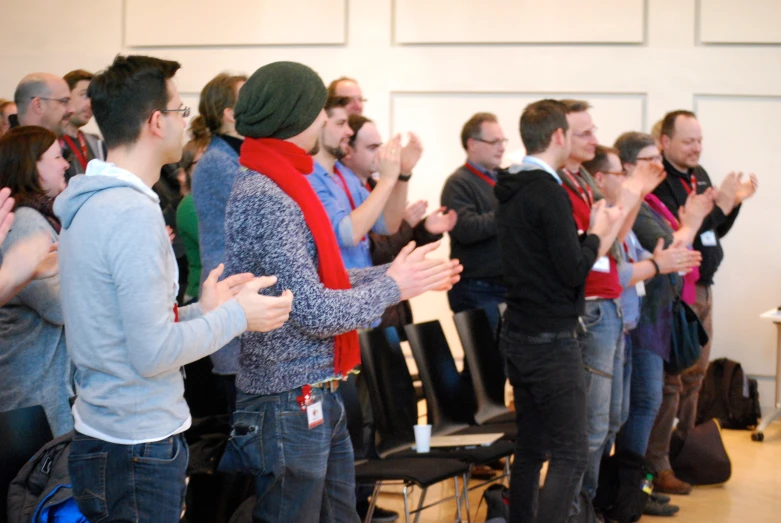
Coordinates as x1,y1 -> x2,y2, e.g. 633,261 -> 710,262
653,469 -> 692,495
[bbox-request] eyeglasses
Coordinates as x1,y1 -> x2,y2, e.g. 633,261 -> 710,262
34,96 -> 70,106
636,155 -> 663,163
475,138 -> 508,147
161,106 -> 191,118
345,96 -> 367,104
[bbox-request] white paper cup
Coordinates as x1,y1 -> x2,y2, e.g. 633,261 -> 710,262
414,424 -> 432,453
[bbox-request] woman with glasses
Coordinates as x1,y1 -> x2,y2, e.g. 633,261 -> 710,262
0,125 -> 72,436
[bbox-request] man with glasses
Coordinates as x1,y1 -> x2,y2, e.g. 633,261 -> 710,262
647,110 -> 757,494
61,69 -> 106,180
54,55 -> 291,523
327,76 -> 368,116
441,112 -> 508,331
12,72 -> 73,135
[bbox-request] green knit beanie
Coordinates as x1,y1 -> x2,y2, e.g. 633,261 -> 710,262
234,61 -> 327,140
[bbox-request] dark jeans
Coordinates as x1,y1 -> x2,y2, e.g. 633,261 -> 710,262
447,278 -> 507,333
69,431 -> 188,523
501,323 -> 588,523
221,387 -> 360,523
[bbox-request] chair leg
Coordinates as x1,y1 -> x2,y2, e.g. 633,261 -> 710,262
412,486 -> 427,523
364,482 -> 381,523
403,484 -> 411,523
462,473 -> 473,522
453,476 -> 466,523
504,457 -> 511,488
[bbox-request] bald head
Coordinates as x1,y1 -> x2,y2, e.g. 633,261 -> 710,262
14,73 -> 73,134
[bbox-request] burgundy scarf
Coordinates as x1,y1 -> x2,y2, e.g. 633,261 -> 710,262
239,138 -> 360,377
644,194 -> 698,304
13,192 -> 61,234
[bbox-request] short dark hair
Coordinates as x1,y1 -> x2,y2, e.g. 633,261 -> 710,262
560,99 -> 592,113
0,125 -> 57,197
614,131 -> 656,164
324,95 -> 350,117
461,112 -> 497,150
327,76 -> 357,99
520,100 -> 569,155
347,114 -> 373,146
660,110 -> 696,139
88,55 -> 181,149
63,69 -> 94,91
582,145 -> 620,175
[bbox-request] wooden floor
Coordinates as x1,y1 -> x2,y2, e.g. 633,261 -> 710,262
374,421 -> 781,522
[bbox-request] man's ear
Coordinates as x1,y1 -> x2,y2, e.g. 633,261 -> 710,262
147,109 -> 165,139
660,134 -> 670,151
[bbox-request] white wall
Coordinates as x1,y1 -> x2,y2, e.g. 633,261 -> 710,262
3,0 -> 781,407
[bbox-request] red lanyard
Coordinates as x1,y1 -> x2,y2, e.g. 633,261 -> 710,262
62,132 -> 89,170
333,166 -> 358,211
464,163 -> 496,187
679,173 -> 697,195
562,169 -> 594,207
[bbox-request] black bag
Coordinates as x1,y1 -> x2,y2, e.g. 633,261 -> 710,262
696,358 -> 761,429
665,296 -> 708,374
594,450 -> 654,523
670,419 -> 731,485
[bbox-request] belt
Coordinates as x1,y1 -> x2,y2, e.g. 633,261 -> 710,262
311,380 -> 340,393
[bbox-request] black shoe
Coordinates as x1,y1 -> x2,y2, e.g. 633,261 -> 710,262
483,484 -> 510,521
356,504 -> 399,522
643,498 -> 680,517
650,492 -> 671,504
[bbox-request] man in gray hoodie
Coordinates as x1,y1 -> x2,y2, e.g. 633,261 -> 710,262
54,55 -> 293,523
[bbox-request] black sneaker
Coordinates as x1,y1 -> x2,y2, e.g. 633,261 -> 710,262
483,484 -> 509,521
650,492 -> 671,504
643,498 -> 680,517
356,504 -> 399,522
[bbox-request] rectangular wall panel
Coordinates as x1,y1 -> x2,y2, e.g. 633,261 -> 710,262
693,95 -> 781,375
699,0 -> 781,43
395,0 -> 645,44
126,0 -> 346,47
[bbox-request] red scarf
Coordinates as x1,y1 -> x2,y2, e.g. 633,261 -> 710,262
239,138 -> 360,377
644,194 -> 699,305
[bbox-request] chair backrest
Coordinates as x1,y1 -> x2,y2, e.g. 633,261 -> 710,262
358,327 -> 418,458
404,321 -> 474,434
0,406 -> 53,522
453,309 -> 510,424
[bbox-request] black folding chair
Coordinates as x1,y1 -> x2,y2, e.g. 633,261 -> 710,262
404,321 -> 516,440
340,375 -> 470,523
0,406 -> 54,523
453,309 -> 515,425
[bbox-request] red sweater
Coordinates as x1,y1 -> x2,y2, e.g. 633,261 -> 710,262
562,178 -> 622,300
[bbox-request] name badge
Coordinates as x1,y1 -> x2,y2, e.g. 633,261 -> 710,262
307,402 -> 324,429
636,280 -> 646,297
700,230 -> 717,247
592,256 -> 611,273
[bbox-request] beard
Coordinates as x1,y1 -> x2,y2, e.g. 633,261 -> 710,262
307,138 -> 321,156
323,142 -> 347,161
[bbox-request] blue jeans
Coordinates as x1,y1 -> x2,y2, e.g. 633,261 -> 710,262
603,333 -> 633,457
220,387 -> 360,523
69,431 -> 188,523
500,322 -> 588,523
577,299 -> 624,502
447,278 -> 507,332
615,342 -> 664,457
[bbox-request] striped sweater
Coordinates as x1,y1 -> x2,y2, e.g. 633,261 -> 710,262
224,167 -> 401,395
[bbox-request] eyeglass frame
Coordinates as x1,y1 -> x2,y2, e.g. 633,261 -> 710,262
160,106 -> 191,118
32,96 -> 71,106
571,127 -> 598,140
474,137 -> 508,147
635,155 -> 663,163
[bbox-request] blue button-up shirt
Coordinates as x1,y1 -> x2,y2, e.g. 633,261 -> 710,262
307,161 -> 389,270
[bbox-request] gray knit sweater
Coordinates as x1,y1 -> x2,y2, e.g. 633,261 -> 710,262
224,167 -> 401,395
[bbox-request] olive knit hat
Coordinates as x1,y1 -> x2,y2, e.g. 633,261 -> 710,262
234,61 -> 327,140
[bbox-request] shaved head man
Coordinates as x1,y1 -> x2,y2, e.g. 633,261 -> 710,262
14,72 -> 73,135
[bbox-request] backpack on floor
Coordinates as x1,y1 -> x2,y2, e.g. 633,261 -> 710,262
670,418 -> 731,485
696,358 -> 761,429
594,449 -> 654,523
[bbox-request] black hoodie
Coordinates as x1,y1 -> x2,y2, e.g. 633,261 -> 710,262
495,164 -> 601,334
